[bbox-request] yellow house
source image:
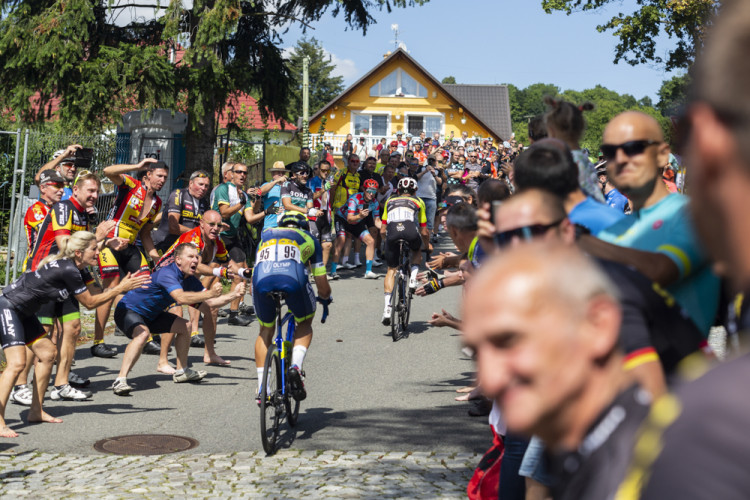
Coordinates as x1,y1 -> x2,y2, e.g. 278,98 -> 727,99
308,48 -> 513,157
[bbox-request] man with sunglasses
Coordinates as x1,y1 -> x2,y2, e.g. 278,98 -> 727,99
35,144 -> 82,201
212,161 -> 254,326
281,162 -> 315,225
579,111 -> 719,334
331,179 -> 381,279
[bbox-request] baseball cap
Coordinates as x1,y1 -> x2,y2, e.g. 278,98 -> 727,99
39,170 -> 65,185
444,195 -> 466,207
390,140 -> 398,147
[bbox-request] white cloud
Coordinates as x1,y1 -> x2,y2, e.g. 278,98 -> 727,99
282,46 -> 359,84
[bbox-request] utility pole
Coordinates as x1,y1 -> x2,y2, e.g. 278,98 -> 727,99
302,56 -> 310,149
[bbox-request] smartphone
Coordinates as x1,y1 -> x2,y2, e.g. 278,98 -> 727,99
74,148 -> 94,168
490,200 -> 503,225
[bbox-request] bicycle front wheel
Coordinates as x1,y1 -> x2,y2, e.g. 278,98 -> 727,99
391,273 -> 403,342
260,347 -> 282,454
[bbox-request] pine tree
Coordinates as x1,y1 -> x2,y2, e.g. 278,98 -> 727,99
285,37 -> 345,123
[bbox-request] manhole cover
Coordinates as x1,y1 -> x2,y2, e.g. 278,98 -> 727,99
94,434 -> 199,455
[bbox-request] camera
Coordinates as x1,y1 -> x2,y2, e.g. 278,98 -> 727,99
74,148 -> 94,168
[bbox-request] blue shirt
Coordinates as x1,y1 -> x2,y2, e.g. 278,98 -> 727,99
598,193 -> 719,333
61,186 -> 73,201
605,188 -> 629,213
119,262 -> 204,321
261,183 -> 281,230
568,197 -> 625,236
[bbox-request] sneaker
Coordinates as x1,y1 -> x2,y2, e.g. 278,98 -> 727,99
90,343 -> 117,358
354,259 -> 363,268
217,308 -> 229,318
173,368 -> 207,383
239,303 -> 255,316
112,379 -> 133,396
328,272 -> 340,281
51,384 -> 91,401
68,371 -> 90,387
190,335 -> 206,348
288,366 -> 307,401
342,262 -> 356,270
228,314 -> 252,326
9,384 -> 32,406
372,257 -> 383,267
364,271 -> 379,279
382,306 -> 392,326
143,340 -> 161,355
409,275 -> 418,290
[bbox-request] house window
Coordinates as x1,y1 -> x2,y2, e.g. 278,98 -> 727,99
407,115 -> 443,137
354,114 -> 388,136
369,69 -> 428,98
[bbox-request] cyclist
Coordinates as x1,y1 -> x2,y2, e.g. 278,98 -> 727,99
94,158 -> 166,357
331,178 -> 381,279
280,162 -> 316,224
251,212 -> 332,403
380,177 -> 429,325
0,231 -> 148,437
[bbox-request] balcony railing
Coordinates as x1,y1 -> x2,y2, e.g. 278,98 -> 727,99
309,134 -> 390,157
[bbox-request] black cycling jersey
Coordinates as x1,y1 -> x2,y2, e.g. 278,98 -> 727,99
280,179 -> 313,211
2,259 -> 89,316
153,188 -> 208,249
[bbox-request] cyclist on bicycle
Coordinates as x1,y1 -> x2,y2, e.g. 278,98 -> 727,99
380,177 -> 429,325
251,212 -> 332,403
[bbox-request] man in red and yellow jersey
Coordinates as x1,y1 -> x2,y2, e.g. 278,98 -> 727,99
23,170 -> 65,271
93,158 -> 167,358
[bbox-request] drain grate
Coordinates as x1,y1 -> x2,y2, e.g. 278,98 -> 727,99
94,434 -> 199,455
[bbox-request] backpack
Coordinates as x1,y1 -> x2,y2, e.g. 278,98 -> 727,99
467,427 -> 504,500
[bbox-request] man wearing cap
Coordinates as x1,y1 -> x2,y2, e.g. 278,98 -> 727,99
36,144 -> 82,201
596,162 -> 629,213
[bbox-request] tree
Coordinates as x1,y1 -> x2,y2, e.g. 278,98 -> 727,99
441,76 -> 457,84
541,0 -> 719,70
285,37 -> 345,123
0,0 -> 428,175
657,73 -> 691,117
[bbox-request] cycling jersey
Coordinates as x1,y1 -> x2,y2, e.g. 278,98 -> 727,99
106,174 -> 162,243
252,226 -> 324,327
23,200 -> 51,271
2,259 -> 88,316
382,195 -> 426,227
153,188 -> 208,250
155,226 -> 229,271
212,181 -> 247,238
28,197 -> 90,271
280,180 -> 313,212
336,193 -> 380,221
467,236 -> 488,269
332,169 -> 360,210
118,262 -> 204,322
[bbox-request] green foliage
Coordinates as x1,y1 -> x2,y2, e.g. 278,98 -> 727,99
657,73 -> 691,117
441,76 -> 457,84
506,82 -> 672,153
541,0 -> 719,71
285,37 -> 345,122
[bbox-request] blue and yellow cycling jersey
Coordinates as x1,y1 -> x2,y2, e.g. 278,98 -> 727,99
253,227 -> 326,281
597,193 -> 719,333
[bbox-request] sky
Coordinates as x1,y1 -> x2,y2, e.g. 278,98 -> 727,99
279,0 -> 683,102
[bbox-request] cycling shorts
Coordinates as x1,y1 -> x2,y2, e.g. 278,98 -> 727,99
252,274 -> 316,328
114,303 -> 181,339
37,295 -> 81,325
385,222 -> 422,268
222,235 -> 248,265
99,244 -> 150,280
310,212 -> 333,244
334,215 -> 369,241
0,296 -> 46,349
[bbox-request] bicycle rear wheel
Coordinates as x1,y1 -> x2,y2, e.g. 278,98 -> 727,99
260,347 -> 282,454
284,353 -> 301,426
390,273 -> 402,342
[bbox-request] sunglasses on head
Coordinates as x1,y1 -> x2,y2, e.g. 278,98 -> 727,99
493,219 -> 564,247
74,170 -> 93,185
599,140 -> 661,161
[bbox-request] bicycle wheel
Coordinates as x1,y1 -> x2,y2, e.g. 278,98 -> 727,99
390,273 -> 402,341
260,346 -> 282,454
284,352 -> 301,427
402,251 -> 412,330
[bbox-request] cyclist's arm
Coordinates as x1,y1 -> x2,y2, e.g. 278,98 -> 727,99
103,159 -> 157,186
314,275 -> 331,300
139,222 -> 159,261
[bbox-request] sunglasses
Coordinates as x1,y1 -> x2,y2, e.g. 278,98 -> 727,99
233,169 -> 248,175
320,169 -> 331,173
190,171 -> 209,180
44,182 -> 65,189
493,219 -> 564,247
365,189 -> 377,195
600,140 -> 661,161
74,169 -> 93,185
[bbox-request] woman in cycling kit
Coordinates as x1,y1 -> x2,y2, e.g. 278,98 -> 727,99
0,231 -> 148,438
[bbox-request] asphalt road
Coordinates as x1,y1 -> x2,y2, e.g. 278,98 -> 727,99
1,241 -> 490,456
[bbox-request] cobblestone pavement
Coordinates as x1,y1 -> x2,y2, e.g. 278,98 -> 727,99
0,449 -> 477,498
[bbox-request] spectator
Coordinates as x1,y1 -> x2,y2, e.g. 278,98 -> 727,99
595,162 -> 629,213
341,133 -> 354,165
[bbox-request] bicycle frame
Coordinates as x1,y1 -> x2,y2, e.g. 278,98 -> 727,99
272,293 -> 296,399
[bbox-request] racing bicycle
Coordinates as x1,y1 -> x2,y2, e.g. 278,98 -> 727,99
389,239 -> 413,341
259,291 -> 329,455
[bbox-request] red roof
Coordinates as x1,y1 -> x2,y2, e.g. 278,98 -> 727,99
218,92 -> 296,131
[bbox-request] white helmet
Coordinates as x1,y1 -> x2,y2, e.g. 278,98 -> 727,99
398,177 -> 418,193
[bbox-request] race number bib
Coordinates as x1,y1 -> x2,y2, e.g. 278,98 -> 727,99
256,239 -> 302,264
388,207 -> 414,223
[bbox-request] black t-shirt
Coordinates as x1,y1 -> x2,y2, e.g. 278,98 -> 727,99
549,384 -> 651,500
2,259 -> 90,315
153,188 -> 208,248
358,169 -> 384,190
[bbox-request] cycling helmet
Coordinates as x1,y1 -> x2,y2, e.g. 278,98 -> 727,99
290,161 -> 311,175
279,212 -> 308,229
398,177 -> 418,193
362,179 -> 379,191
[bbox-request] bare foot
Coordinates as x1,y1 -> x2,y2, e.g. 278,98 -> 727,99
157,363 -> 176,375
456,386 -> 483,402
456,385 -> 477,393
0,425 -> 19,438
28,411 -> 63,424
204,355 -> 231,366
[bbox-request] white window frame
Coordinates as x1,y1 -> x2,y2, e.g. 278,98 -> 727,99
404,112 -> 444,137
370,69 -> 428,98
350,111 -> 392,137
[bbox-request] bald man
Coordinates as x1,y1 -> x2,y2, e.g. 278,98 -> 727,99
463,245 -> 650,500
578,111 -> 719,333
